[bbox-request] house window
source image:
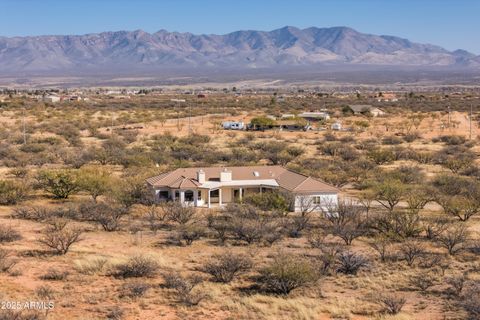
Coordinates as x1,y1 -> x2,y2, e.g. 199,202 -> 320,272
210,189 -> 219,198
158,191 -> 169,200
175,191 -> 180,201
198,190 -> 202,199
313,196 -> 322,205
185,190 -> 194,202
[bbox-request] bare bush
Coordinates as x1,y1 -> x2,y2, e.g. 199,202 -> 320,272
461,280 -> 480,319
207,214 -> 231,245
38,225 -> 83,255
163,271 -> 206,306
0,249 -> 17,273
0,225 -> 22,243
378,292 -> 406,315
422,216 -> 452,240
162,202 -> 196,225
323,200 -> 368,245
369,237 -> 392,263
171,224 -> 206,246
436,224 -> 469,255
119,281 -> 150,299
336,251 -> 369,275
409,271 -> 438,293
80,202 -> 128,232
399,240 -> 425,267
113,255 -> 158,278
202,251 -> 252,283
446,274 -> 466,297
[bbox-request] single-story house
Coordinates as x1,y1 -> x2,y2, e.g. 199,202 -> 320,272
349,105 -> 385,117
43,95 -> 61,103
146,166 -> 338,212
298,111 -> 330,121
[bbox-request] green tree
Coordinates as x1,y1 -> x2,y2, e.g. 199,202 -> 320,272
78,166 -> 112,202
36,169 -> 79,199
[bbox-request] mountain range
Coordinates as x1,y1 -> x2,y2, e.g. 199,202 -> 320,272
0,26 -> 479,75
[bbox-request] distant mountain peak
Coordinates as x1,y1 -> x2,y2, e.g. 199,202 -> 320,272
0,26 -> 477,75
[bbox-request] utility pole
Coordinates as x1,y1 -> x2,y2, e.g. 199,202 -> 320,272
188,101 -> 192,134
447,105 -> 451,129
22,108 -> 26,145
470,104 -> 473,140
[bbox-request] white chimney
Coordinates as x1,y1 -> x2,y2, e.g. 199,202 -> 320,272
220,168 -> 232,182
197,169 -> 205,184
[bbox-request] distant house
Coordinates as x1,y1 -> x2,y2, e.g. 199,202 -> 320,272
43,95 -> 61,103
298,111 -> 330,121
377,93 -> 399,102
222,121 -> 245,130
146,166 -> 338,212
349,105 -> 385,117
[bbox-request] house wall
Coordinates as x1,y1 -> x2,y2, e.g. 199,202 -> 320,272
293,193 -> 338,212
221,188 -> 233,203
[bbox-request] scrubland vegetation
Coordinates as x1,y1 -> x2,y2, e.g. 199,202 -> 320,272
0,92 -> 479,319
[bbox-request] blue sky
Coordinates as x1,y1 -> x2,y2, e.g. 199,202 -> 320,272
2,0 -> 479,53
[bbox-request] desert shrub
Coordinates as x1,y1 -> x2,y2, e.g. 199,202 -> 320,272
77,166 -> 112,202
119,281 -> 150,298
106,305 -> 124,320
336,251 -> 369,275
368,148 -> 394,165
258,253 -> 317,295
323,200 -> 369,245
446,274 -> 467,297
202,252 -> 252,283
438,135 -> 466,145
436,224 -> 469,255
382,135 -> 403,145
404,132 -> 420,142
8,167 -> 29,179
80,202 -> 128,232
38,225 -> 83,255
409,271 -> 439,292
74,256 -> 108,275
207,214 -> 231,244
0,310 -> 44,320
0,249 -> 17,273
369,237 -> 393,263
224,204 -> 283,245
399,240 -> 425,267
378,292 -> 406,315
163,271 -> 206,306
0,225 -> 22,243
422,216 -> 452,240
171,224 -> 206,246
243,191 -> 290,214
161,202 -> 195,225
432,174 -> 480,221
461,280 -> 480,319
0,180 -> 30,205
372,178 -> 407,212
314,242 -> 345,275
370,210 -> 422,240
39,268 -> 68,281
35,169 -> 79,199
113,255 -> 158,278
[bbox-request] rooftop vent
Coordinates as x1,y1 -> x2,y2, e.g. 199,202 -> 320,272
253,171 -> 260,177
